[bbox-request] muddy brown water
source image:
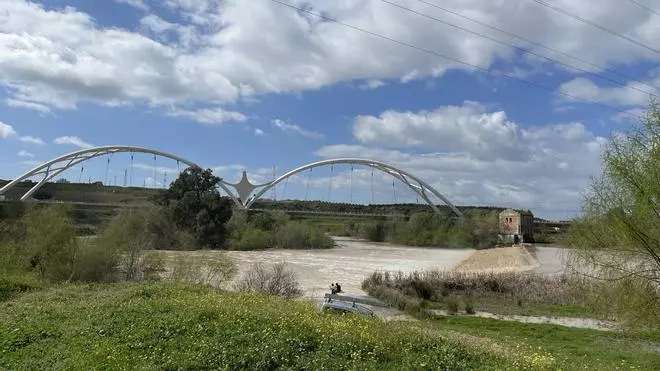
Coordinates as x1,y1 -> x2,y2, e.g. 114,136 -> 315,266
226,237 -> 476,297
160,237 -> 476,298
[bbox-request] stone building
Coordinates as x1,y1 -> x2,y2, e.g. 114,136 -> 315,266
498,208 -> 534,244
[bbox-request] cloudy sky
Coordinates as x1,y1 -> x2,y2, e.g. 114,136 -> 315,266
1,0 -> 658,219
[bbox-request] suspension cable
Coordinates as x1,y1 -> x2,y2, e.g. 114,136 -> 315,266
104,153 -> 111,186
350,165 -> 354,204
327,164 -> 334,202
78,166 -> 84,183
392,180 -> 397,204
370,170 -> 375,204
153,155 -> 157,188
129,152 -> 134,186
304,168 -> 312,201
281,176 -> 289,201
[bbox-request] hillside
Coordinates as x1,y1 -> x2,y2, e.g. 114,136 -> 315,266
0,282 -> 510,370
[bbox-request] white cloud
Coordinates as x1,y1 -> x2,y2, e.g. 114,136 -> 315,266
17,150 -> 34,158
115,0 -> 149,11
0,121 -> 17,138
272,119 -> 324,139
0,121 -> 45,145
2,0 -> 659,114
254,128 -> 265,136
19,136 -> 46,145
132,163 -> 180,175
559,76 -> 658,107
353,102 -> 525,161
359,79 -> 386,90
6,98 -> 51,114
53,136 -> 93,149
314,104 -> 607,219
168,107 -> 247,125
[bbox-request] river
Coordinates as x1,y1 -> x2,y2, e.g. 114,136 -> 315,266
164,237 -> 475,297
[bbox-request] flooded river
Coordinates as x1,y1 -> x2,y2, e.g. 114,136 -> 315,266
165,237 -> 475,297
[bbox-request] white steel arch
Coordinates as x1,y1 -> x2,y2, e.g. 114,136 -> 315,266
1,149 -> 463,218
242,158 -> 463,218
0,145 -> 243,206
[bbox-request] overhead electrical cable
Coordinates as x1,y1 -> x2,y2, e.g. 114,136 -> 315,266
382,0 -> 657,97
269,0 -> 641,118
525,0 -> 660,56
407,0 -> 660,92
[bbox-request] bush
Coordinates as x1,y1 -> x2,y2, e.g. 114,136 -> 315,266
235,262 -> 302,298
446,296 -> 460,314
164,254 -> 236,286
73,239 -> 121,283
464,297 -> 476,314
22,206 -> 79,282
228,228 -> 271,250
274,221 -> 333,249
146,207 -> 197,250
359,222 -> 386,242
362,270 -> 585,307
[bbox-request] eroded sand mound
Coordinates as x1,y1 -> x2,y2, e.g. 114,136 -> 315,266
453,246 -> 539,273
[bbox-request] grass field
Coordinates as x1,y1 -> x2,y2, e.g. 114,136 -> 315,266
426,315 -> 660,370
2,281 -> 658,370
0,282 -> 515,370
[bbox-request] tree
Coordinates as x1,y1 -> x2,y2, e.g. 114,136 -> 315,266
155,166 -> 233,248
56,178 -> 70,184
567,100 -> 660,283
565,100 -> 660,327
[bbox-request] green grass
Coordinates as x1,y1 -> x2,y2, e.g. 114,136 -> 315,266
426,315 -> 660,370
0,282 -> 515,370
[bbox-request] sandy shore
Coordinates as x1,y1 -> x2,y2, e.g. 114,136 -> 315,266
452,245 -> 540,273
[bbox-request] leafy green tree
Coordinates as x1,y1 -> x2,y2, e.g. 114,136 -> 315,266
567,100 -> 660,283
565,101 -> 660,327
155,166 -> 233,248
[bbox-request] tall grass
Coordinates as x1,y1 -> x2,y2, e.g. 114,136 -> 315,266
362,270 -> 587,310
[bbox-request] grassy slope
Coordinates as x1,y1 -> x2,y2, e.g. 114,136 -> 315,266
427,316 -> 660,371
0,283 -> 511,370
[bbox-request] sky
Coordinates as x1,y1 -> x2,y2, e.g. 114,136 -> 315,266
1,0 -> 659,220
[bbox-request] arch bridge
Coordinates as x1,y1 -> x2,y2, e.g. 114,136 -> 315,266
0,145 -> 463,218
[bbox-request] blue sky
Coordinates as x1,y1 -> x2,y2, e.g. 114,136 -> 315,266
1,0 -> 659,219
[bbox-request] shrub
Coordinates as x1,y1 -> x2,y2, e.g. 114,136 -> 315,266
165,254 -> 236,286
235,262 -> 302,298
307,228 -> 334,249
274,221 -> 333,249
22,205 -> 78,282
359,222 -> 386,242
464,297 -> 476,314
146,206 -> 197,250
72,239 -> 120,283
446,296 -> 460,314
362,269 -> 585,308
274,222 -> 307,249
229,228 -> 271,250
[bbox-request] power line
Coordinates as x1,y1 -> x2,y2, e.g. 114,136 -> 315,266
408,0 -> 660,93
525,0 -> 660,56
269,0 -> 639,118
624,0 -> 660,17
382,0 -> 657,98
